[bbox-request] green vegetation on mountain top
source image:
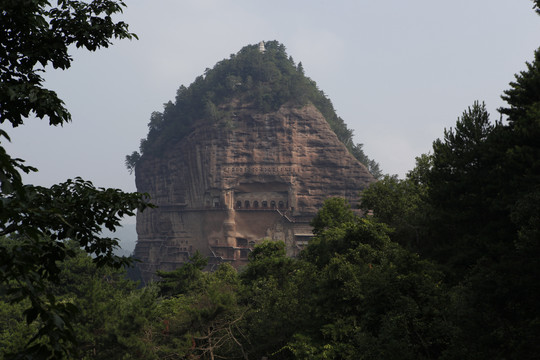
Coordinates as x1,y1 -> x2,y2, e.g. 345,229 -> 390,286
126,41 -> 381,178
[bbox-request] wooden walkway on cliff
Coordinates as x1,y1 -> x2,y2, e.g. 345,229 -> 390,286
157,203 -> 299,222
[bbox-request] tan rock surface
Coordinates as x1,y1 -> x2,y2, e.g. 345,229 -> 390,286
134,102 -> 375,281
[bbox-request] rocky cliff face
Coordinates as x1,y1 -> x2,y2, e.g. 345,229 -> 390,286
134,102 -> 375,282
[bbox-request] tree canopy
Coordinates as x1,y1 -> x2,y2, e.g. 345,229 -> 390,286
359,41 -> 540,358
0,1 -> 151,358
125,41 -> 381,178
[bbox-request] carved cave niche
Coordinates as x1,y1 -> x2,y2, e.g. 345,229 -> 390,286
232,180 -> 291,210
204,189 -> 223,209
240,248 -> 250,259
236,237 -> 248,247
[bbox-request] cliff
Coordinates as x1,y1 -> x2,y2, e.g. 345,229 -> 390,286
131,41 -> 377,282
134,101 -> 374,281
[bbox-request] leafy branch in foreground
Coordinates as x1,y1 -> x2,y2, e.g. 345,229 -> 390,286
0,0 -> 137,128
0,1 -> 150,358
0,179 -> 152,358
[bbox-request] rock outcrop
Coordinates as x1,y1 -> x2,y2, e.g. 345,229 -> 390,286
134,101 -> 375,282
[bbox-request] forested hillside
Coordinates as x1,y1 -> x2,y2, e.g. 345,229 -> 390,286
125,41 -> 381,178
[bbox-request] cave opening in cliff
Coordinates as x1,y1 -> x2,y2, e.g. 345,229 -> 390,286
236,237 -> 247,247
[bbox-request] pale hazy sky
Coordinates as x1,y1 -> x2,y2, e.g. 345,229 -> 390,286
4,1 -> 540,200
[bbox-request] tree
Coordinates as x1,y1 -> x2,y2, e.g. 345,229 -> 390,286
156,251 -> 208,297
444,44 -> 540,359
497,48 -> 540,210
0,0 -> 136,128
152,262 -> 247,360
415,40 -> 540,357
351,143 -> 382,179
310,197 -> 358,235
44,242 -> 157,359
359,155 -> 432,254
426,101 -> 499,275
291,203 -> 453,360
0,239 -> 160,360
239,241 -> 314,359
125,151 -> 141,174
0,1 -> 151,358
304,198 -> 361,268
239,240 -> 294,285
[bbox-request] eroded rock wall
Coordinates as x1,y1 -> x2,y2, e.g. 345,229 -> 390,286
134,103 -> 375,281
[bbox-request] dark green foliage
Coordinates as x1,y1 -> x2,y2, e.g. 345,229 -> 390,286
497,49 -> 540,211
0,240 -> 158,359
0,297 -> 37,358
419,51 -> 539,281
500,48 -> 540,123
360,166 -> 430,252
310,197 -> 358,235
357,41 -> 540,356
0,1 -> 151,358
128,41 -> 380,177
440,47 -> 540,359
125,151 -> 141,174
357,42 -> 540,358
0,0 -> 136,128
0,179 -> 152,358
426,102 -> 502,276
239,241 -> 316,359
240,240 -> 291,284
156,251 -> 208,297
51,244 -> 157,359
290,202 -> 453,360
153,262 -> 247,359
351,143 -> 383,179
511,188 -> 540,253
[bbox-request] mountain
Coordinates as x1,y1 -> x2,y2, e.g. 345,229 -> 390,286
129,41 -> 377,282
